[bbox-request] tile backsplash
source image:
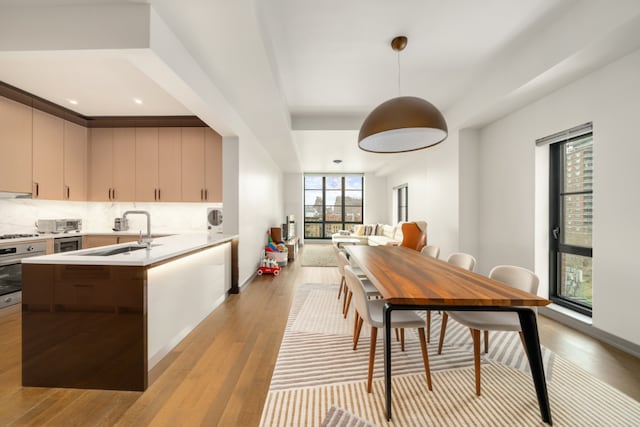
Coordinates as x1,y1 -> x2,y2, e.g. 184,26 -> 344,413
0,199 -> 221,235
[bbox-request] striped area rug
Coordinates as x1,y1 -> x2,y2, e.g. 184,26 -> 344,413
260,283 -> 640,426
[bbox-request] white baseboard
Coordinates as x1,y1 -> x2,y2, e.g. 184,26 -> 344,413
539,305 -> 640,358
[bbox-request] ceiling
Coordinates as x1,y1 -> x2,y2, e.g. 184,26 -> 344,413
1,0 -> 639,175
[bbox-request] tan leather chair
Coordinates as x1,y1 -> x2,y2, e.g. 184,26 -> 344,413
398,222 -> 427,252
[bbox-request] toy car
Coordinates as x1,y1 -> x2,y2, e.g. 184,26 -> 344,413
257,265 -> 280,276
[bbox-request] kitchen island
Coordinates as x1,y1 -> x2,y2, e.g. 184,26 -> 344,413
21,233 -> 238,391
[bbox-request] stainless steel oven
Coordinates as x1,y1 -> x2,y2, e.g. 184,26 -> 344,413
0,241 -> 46,309
54,235 -> 82,253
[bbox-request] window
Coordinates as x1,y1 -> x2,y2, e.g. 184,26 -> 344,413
304,175 -> 364,239
396,184 -> 408,222
547,123 -> 593,316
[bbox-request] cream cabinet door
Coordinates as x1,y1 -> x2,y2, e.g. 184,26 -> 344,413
0,96 -> 32,193
135,128 -> 159,202
112,128 -> 136,201
158,127 -> 182,202
63,121 -> 87,201
181,127 -> 205,202
32,109 -> 64,200
204,128 -> 222,202
88,128 -> 114,201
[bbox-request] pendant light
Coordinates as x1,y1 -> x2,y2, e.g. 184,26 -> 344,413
358,36 -> 448,153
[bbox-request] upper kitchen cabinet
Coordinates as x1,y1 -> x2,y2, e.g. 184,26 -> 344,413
32,109 -> 64,200
181,127 -> 222,202
0,96 -> 32,193
204,128 -> 223,203
63,121 -> 87,201
135,127 -> 182,202
88,128 -> 135,201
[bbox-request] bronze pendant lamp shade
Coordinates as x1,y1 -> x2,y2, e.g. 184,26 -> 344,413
358,36 -> 448,153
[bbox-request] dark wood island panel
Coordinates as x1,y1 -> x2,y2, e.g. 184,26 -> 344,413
22,264 -> 148,391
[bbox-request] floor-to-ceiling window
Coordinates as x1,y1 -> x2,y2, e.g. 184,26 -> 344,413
548,123 -> 593,316
304,175 -> 364,239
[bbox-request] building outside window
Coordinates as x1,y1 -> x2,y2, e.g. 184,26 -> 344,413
304,175 -> 363,239
546,123 -> 593,316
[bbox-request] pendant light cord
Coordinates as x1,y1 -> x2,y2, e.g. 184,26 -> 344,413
397,50 -> 402,96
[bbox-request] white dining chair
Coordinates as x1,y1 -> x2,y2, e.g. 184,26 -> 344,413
345,265 -> 432,393
336,251 -> 379,319
421,245 -> 440,259
447,252 -> 476,271
438,265 -> 540,396
423,251 -> 476,343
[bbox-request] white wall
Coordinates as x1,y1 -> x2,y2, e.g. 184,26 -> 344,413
458,129 -> 480,259
237,135 -> 283,286
472,49 -> 640,345
364,173 -> 387,224
386,132 -> 460,258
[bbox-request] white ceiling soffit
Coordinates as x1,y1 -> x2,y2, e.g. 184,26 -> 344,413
0,51 -> 192,116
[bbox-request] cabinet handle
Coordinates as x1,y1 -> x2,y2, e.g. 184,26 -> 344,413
34,182 -> 39,197
113,188 -> 116,200
200,189 -> 204,201
108,188 -> 112,200
204,189 -> 208,200
158,188 -> 161,201
154,188 -> 157,201
65,185 -> 70,199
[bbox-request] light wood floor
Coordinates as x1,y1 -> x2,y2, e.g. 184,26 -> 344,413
0,246 -> 638,426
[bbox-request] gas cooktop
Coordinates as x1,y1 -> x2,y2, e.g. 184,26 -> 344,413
0,233 -> 39,240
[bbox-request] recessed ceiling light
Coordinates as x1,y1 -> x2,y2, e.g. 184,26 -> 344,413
67,99 -> 78,105
134,98 -> 143,105
333,159 -> 342,164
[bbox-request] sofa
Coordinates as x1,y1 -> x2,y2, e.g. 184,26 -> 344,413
331,223 -> 402,246
332,222 -> 425,247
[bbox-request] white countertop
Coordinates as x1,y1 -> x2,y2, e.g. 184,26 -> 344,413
22,233 -> 237,266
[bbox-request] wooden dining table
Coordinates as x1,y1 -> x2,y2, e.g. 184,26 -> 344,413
347,245 -> 553,425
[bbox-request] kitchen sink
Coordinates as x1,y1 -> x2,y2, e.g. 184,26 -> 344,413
76,244 -> 160,256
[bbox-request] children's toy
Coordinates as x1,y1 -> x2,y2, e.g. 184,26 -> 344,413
258,256 -> 281,276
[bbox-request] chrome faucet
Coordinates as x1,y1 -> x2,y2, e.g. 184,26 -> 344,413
122,210 -> 152,247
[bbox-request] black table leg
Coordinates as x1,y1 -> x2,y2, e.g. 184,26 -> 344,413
384,303 -> 393,421
518,309 -> 553,425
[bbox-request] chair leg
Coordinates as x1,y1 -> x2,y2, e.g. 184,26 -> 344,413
438,312 -> 449,355
367,326 -> 378,393
353,310 -> 359,345
353,317 -> 364,351
472,328 -> 481,396
426,311 -> 431,343
343,291 -> 352,319
417,327 -> 433,391
484,330 -> 489,353
400,328 -> 405,352
338,276 -> 345,299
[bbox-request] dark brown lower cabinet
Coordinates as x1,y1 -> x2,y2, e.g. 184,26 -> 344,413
22,264 -> 147,391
